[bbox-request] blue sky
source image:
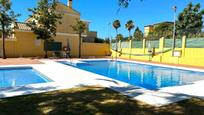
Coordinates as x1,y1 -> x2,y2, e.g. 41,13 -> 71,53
11,0 -> 204,38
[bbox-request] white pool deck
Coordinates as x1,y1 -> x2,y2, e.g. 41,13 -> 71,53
0,58 -> 204,107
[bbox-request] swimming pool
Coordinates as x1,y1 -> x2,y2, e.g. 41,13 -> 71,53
0,67 -> 51,88
59,60 -> 204,90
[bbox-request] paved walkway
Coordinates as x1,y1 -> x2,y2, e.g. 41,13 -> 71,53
0,58 -> 42,65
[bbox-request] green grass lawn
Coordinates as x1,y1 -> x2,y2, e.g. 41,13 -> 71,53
0,86 -> 204,115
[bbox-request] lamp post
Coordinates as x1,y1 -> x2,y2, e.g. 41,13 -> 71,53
108,22 -> 111,44
172,6 -> 177,55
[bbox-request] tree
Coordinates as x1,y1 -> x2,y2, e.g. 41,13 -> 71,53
153,23 -> 173,38
94,37 -> 104,43
146,23 -> 173,40
113,20 -> 121,35
116,34 -> 123,50
71,19 -> 87,58
0,0 -> 19,59
176,2 -> 204,37
116,33 -> 123,41
104,38 -> 110,44
27,0 -> 62,58
118,0 -> 143,8
112,20 -> 121,53
125,20 -> 135,40
118,0 -> 131,8
125,20 -> 134,58
146,32 -> 155,40
133,27 -> 143,40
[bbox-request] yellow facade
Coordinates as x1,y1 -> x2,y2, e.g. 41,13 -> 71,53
0,31 -> 45,57
82,43 -> 110,56
112,37 -> 204,67
0,32 -> 110,58
0,2 -> 109,58
144,26 -> 154,37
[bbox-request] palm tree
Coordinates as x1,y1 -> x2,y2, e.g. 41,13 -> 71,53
116,33 -> 123,50
125,20 -> 135,40
125,20 -> 135,59
71,19 -> 87,58
112,20 -> 121,58
113,20 -> 121,36
118,0 -> 143,8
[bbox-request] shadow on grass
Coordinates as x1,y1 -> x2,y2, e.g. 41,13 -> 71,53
0,85 -> 59,99
0,86 -> 203,115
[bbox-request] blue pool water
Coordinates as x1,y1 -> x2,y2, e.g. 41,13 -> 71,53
59,60 -> 204,90
0,67 -> 51,88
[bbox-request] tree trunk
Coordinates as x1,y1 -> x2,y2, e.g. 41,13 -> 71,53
2,23 -> 6,59
116,29 -> 118,52
129,30 -> 132,59
78,34 -> 81,58
115,29 -> 118,60
44,40 -> 48,58
129,30 -> 132,49
129,30 -> 131,40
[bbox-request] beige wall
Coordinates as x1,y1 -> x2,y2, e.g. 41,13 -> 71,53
0,31 -> 45,57
54,34 -> 80,57
82,43 -> 110,56
0,39 -> 16,57
144,26 -> 154,37
55,3 -> 95,37
87,31 -> 97,37
56,4 -> 80,34
0,31 -> 110,58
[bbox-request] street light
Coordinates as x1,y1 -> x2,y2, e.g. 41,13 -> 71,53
108,22 -> 112,46
172,6 -> 177,55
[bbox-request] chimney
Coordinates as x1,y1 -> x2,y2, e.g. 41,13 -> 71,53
68,0 -> 72,8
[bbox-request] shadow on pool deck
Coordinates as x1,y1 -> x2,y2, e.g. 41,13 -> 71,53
95,78 -> 201,106
0,84 -> 59,99
0,86 -> 203,115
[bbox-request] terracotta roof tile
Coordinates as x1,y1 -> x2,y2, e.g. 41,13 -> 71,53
15,22 -> 31,31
